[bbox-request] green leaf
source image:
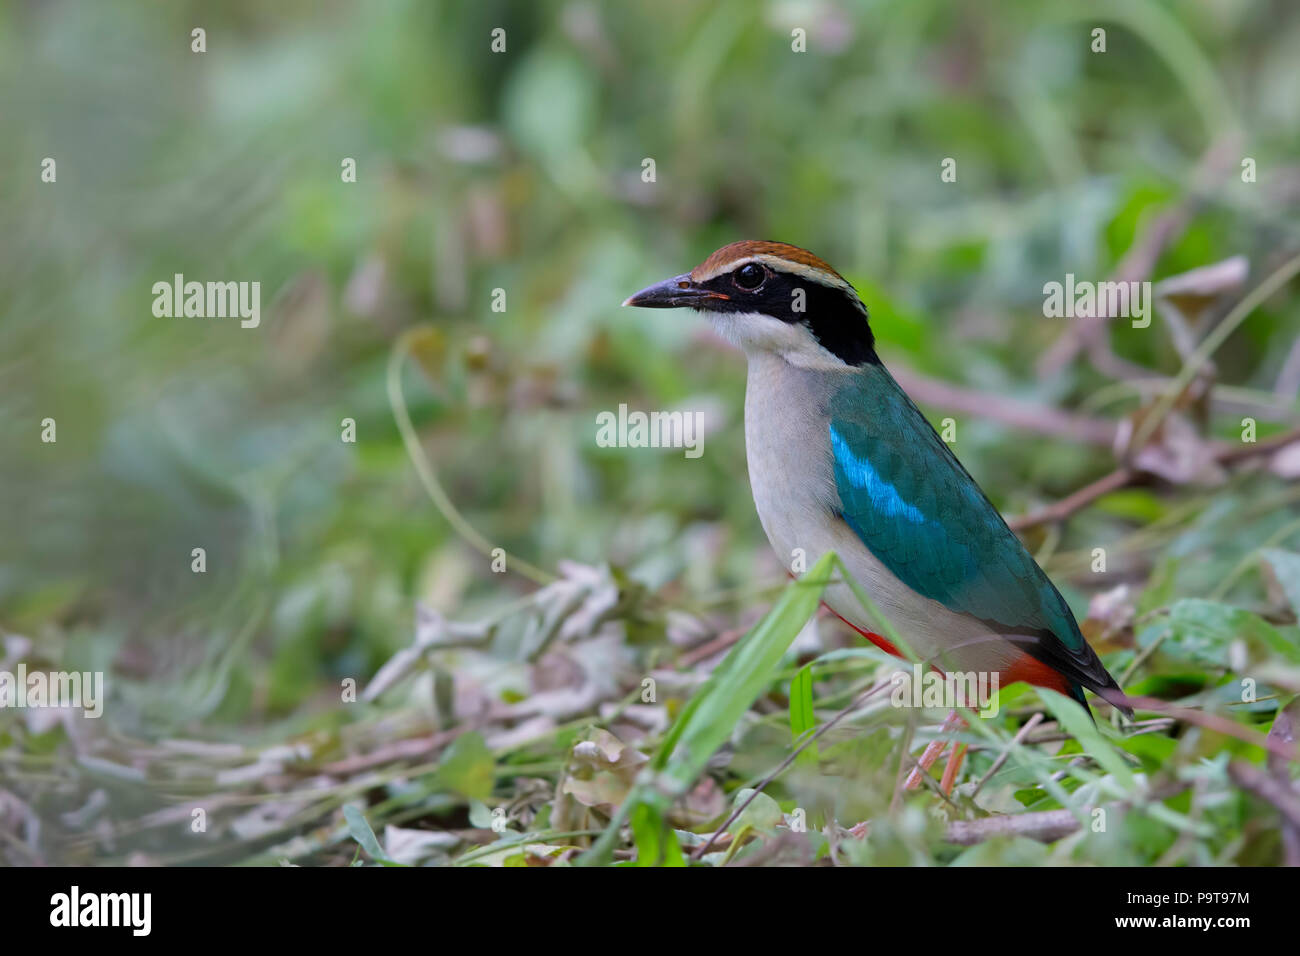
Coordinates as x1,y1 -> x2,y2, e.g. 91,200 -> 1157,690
467,798 -> 496,829
437,731 -> 495,800
1116,728 -> 1179,768
630,803 -> 686,867
343,804 -> 390,863
1125,673 -> 1209,699
788,663 -> 818,763
1096,488 -> 1168,524
732,788 -> 784,833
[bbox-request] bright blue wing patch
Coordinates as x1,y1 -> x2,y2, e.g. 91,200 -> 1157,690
829,425 -> 928,526
827,366 -> 1084,653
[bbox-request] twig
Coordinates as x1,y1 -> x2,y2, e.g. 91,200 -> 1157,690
945,808 -> 1080,846
1214,423 -> 1300,466
1007,467 -> 1137,531
890,363 -> 1117,447
318,728 -> 466,776
1008,424 -> 1300,531
1118,693 -> 1300,764
678,629 -> 743,668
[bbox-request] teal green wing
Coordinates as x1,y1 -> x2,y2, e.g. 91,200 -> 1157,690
827,365 -> 1122,707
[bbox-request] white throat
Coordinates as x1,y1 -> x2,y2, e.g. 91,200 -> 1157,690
704,310 -> 851,371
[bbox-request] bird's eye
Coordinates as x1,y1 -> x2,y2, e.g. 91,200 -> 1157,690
733,263 -> 766,291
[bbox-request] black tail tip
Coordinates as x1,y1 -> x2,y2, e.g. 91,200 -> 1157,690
1096,686 -> 1135,721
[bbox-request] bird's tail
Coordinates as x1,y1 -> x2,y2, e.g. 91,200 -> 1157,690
1092,677 -> 1135,721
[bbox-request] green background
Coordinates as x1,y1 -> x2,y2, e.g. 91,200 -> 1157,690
1,0 -> 1298,866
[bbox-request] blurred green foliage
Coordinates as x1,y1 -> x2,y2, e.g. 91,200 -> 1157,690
1,0 -> 1299,866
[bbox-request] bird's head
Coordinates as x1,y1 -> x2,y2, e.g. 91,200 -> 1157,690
623,240 -> 876,369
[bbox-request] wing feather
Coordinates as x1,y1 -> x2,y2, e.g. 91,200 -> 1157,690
827,366 -> 1123,705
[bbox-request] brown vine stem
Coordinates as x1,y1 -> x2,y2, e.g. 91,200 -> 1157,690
1008,424 -> 1300,532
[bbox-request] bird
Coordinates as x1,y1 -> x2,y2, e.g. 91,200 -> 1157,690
624,240 -> 1130,791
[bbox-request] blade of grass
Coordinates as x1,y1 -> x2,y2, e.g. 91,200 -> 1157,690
789,662 -> 819,764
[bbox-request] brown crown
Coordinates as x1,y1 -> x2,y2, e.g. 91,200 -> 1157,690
691,240 -> 845,283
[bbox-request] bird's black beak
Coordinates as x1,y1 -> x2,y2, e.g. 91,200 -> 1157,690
622,273 -> 730,309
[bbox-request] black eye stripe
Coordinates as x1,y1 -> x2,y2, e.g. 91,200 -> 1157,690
698,269 -> 879,367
